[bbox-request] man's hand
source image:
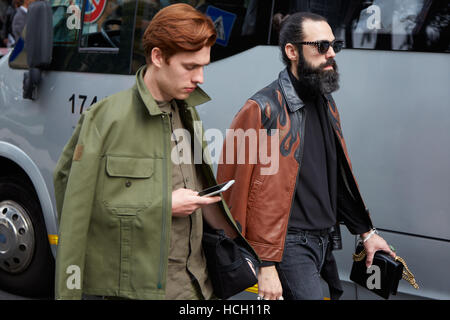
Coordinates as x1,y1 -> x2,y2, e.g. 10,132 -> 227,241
361,231 -> 396,268
172,188 -> 221,217
257,266 -> 283,300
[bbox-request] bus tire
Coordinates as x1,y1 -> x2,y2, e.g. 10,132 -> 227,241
0,176 -> 54,298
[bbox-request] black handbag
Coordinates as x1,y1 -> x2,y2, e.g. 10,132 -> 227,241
350,244 -> 419,299
202,228 -> 257,299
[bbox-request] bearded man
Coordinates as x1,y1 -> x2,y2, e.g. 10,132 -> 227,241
217,12 -> 395,300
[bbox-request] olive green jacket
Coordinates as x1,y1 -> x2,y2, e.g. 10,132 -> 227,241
53,66 -> 256,300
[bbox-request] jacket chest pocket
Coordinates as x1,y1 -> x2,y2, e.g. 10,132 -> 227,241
101,155 -> 154,212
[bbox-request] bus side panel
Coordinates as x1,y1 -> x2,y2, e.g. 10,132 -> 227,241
334,50 -> 450,241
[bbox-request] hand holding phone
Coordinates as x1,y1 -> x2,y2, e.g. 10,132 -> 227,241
172,188 -> 221,217
198,180 -> 235,197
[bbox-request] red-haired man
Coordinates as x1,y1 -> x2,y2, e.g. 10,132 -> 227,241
54,3 -> 256,300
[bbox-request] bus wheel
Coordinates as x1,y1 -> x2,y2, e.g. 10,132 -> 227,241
0,176 -> 54,298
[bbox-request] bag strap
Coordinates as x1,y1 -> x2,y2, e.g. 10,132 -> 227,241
352,249 -> 419,289
394,256 -> 419,289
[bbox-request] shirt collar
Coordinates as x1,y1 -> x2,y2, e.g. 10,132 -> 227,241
135,65 -> 211,116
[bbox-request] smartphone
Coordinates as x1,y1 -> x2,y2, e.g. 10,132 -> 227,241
198,180 -> 235,197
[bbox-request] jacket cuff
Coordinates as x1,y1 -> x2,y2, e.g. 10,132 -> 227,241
259,260 -> 276,267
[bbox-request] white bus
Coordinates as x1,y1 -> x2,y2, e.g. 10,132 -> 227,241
0,0 -> 449,299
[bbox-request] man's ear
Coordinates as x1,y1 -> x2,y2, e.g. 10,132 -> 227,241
284,43 -> 299,62
285,43 -> 300,78
151,47 -> 164,68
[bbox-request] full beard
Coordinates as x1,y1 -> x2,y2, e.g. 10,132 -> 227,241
297,55 -> 340,95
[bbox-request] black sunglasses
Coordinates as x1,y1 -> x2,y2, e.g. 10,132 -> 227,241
297,40 -> 344,54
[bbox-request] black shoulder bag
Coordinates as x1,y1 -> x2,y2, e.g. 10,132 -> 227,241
202,226 -> 257,299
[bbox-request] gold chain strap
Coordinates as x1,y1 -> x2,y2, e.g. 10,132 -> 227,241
352,249 -> 419,289
352,249 -> 367,262
394,256 -> 419,289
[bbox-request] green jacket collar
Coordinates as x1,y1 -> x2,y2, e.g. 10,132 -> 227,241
135,65 -> 211,116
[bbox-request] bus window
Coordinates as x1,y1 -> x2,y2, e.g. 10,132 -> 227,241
51,0 -> 137,74
79,0 -> 123,52
132,0 -> 274,73
271,0 -> 449,54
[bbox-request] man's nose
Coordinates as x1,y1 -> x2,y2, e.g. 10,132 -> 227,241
325,45 -> 336,59
192,67 -> 204,84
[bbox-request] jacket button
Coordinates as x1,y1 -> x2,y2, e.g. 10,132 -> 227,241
125,181 -> 132,188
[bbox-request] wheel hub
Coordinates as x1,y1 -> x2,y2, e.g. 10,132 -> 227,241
0,200 -> 35,274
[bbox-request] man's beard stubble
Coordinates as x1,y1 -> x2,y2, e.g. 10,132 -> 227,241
296,54 -> 340,96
